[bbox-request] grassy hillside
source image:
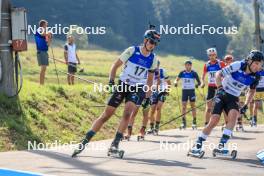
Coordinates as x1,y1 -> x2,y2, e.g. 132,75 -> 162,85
11,0 -> 242,58
0,44 -> 263,151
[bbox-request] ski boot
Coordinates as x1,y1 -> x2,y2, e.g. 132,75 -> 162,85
153,122 -> 160,135
137,126 -> 146,141
153,128 -> 159,136
235,124 -> 244,132
71,139 -> 88,158
146,127 -> 155,135
180,119 -> 186,130
212,143 -> 237,160
107,143 -> 125,159
123,135 -> 131,141
123,126 -> 132,141
187,143 -> 205,158
250,116 -> 257,127
192,119 -> 197,130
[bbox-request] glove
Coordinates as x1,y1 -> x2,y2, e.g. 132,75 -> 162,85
108,79 -> 115,93
216,86 -> 225,97
240,105 -> 248,115
142,98 -> 150,109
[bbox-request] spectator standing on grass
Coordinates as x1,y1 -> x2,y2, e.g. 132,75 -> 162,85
35,19 -> 52,85
64,35 -> 80,85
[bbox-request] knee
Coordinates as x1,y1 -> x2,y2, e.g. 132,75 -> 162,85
123,111 -> 132,120
156,106 -> 162,112
41,67 -> 46,72
208,118 -> 219,128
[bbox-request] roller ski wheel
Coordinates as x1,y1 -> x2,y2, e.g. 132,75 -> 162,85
231,150 -> 237,160
107,146 -> 125,159
137,135 -> 145,141
187,148 -> 205,158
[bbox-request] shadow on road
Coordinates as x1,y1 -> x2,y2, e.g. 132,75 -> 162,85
28,150 -> 118,176
214,157 -> 264,167
124,157 -> 206,170
154,134 -> 188,138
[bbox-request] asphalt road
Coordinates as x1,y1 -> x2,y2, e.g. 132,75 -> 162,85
0,125 -> 263,176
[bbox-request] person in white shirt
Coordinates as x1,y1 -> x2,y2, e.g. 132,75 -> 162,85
64,35 -> 80,85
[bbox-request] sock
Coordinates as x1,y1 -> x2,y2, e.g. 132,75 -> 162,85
253,116 -> 257,123
196,132 -> 207,149
150,122 -> 154,129
182,118 -> 186,124
237,117 -> 242,125
127,125 -> 133,135
155,121 -> 160,129
112,131 -> 123,147
193,118 -> 196,124
78,130 -> 96,150
220,128 -> 232,145
128,125 -> 132,130
84,130 -> 96,143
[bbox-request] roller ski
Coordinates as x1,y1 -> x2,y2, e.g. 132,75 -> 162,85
137,126 -> 146,141
71,139 -> 88,158
107,144 -> 125,159
235,124 -> 244,132
187,143 -> 205,158
72,148 -> 83,158
179,119 -> 186,130
146,128 -> 155,135
212,143 -> 237,160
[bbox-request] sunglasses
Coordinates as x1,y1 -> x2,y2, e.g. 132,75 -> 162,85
148,39 -> 158,46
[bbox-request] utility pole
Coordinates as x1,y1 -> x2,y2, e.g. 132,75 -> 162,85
254,0 -> 262,51
0,0 -> 15,96
254,0 -> 264,112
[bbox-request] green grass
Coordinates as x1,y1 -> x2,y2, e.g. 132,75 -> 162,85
0,43 -> 263,151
